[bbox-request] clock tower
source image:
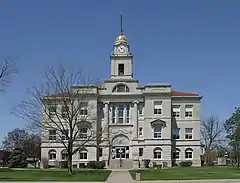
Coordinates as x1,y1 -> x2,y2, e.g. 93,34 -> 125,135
110,15 -> 133,79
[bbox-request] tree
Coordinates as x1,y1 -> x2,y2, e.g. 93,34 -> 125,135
14,65 -> 106,174
8,148 -> 27,168
0,59 -> 18,90
2,128 -> 29,151
224,107 -> 240,168
201,115 -> 225,163
23,134 -> 41,167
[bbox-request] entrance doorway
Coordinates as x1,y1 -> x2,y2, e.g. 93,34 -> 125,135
112,146 -> 129,159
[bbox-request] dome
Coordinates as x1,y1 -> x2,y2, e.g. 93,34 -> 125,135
116,32 -> 127,42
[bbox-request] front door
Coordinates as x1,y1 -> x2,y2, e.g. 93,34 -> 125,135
116,147 -> 126,159
112,146 -> 129,159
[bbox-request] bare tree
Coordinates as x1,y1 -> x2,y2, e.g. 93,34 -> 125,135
0,59 -> 18,89
201,115 -> 225,163
14,65 -> 106,174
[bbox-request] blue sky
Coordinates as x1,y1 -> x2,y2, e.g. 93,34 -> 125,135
0,0 -> 240,141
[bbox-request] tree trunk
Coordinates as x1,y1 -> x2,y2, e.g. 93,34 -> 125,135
68,154 -> 73,174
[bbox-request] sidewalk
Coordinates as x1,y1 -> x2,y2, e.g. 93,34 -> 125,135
106,169 -> 134,183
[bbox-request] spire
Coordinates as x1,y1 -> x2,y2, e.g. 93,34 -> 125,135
120,12 -> 123,33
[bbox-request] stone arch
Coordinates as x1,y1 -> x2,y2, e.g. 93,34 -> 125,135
112,134 -> 129,146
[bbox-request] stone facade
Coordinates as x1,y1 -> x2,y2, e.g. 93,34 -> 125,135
41,30 -> 202,169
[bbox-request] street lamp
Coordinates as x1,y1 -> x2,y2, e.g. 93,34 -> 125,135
119,149 -> 122,168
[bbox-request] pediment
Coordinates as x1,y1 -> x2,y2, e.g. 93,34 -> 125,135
150,119 -> 166,127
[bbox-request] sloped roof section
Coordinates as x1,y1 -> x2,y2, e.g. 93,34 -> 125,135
172,90 -> 199,96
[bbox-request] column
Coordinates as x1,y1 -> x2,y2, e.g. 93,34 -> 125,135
132,101 -> 139,138
103,102 -> 109,139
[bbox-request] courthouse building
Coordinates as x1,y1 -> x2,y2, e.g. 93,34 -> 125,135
41,28 -> 202,168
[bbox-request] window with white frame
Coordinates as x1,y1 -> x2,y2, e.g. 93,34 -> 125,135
153,148 -> 162,159
49,129 -> 56,140
173,149 -> 180,159
61,129 -> 69,140
48,106 -> 56,117
80,102 -> 88,115
173,105 -> 180,117
61,149 -> 68,160
139,127 -> 143,136
185,148 -> 193,159
185,128 -> 193,139
154,101 -> 162,115
113,84 -> 129,92
172,128 -> 180,139
79,127 -> 88,139
112,104 -> 130,124
185,105 -> 193,117
154,126 -> 162,138
79,149 -> 88,160
49,149 -> 57,160
61,105 -> 69,118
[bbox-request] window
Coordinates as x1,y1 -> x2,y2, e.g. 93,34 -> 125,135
113,84 -> 129,92
112,104 -> 130,124
118,64 -> 124,76
126,105 -> 130,123
80,102 -> 88,115
172,128 -> 180,139
61,149 -> 68,160
173,149 -> 180,159
80,149 -> 88,160
154,101 -> 162,115
139,127 -> 143,136
185,148 -> 193,159
173,105 -> 180,118
61,129 -> 69,140
49,130 -> 56,140
139,148 -> 143,157
79,128 -> 88,139
49,149 -> 57,160
185,105 -> 193,117
138,104 -> 144,116
118,105 -> 124,123
154,126 -> 162,138
153,148 -> 162,159
61,106 -> 69,118
48,106 -> 56,117
185,128 -> 193,139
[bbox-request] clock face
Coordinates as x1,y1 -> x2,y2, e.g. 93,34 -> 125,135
117,45 -> 126,54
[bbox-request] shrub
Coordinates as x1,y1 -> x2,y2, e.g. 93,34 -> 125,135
79,163 -> 86,168
205,161 -> 215,166
143,159 -> 150,168
179,160 -> 193,167
87,161 -> 105,169
59,161 -> 68,168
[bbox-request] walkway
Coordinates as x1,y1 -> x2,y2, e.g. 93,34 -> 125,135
106,169 -> 134,183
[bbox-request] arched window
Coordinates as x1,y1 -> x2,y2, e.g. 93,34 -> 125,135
112,84 -> 129,92
49,149 -> 57,160
61,149 -> 68,160
79,148 -> 88,160
153,147 -> 162,159
185,148 -> 193,159
173,148 -> 180,159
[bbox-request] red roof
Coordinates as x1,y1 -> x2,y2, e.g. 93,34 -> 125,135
172,90 -> 199,96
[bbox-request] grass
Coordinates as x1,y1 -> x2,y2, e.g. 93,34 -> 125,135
0,168 -> 111,181
129,166 -> 240,180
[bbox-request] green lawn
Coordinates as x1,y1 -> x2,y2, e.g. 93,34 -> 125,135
129,166 -> 240,180
0,168 -> 111,181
